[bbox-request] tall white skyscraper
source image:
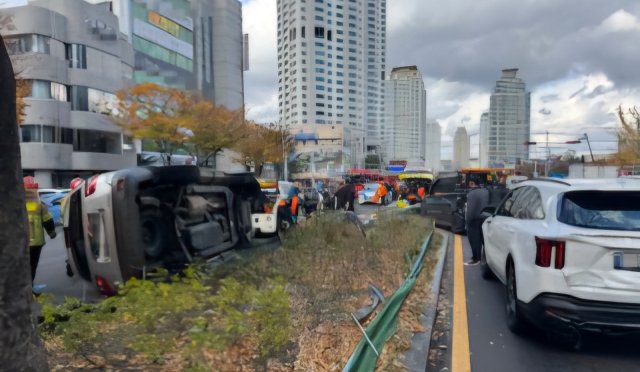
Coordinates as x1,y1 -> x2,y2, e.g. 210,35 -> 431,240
453,126 -> 470,170
383,66 -> 427,166
277,0 -> 387,169
425,119 -> 441,174
478,112 -> 489,168
488,68 -> 531,165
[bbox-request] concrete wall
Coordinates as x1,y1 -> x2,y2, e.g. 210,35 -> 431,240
568,164 -> 619,179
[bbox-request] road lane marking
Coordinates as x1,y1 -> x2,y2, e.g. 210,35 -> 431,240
452,234 -> 471,372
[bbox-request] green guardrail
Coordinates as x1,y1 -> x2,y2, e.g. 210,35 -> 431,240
342,221 -> 435,372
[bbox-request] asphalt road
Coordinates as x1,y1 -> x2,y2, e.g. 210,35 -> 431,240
461,235 -> 640,372
33,227 -> 102,302
353,201 -> 381,217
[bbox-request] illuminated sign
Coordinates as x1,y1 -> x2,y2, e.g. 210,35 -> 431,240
148,11 -> 180,38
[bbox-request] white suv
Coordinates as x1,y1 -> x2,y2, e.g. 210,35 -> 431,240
481,178 -> 640,338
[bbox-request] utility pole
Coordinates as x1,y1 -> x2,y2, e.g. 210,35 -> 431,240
281,123 -> 288,181
583,133 -> 595,163
545,131 -> 549,177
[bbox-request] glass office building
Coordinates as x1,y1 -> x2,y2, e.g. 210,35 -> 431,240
488,68 -> 531,165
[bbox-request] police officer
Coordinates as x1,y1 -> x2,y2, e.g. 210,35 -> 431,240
24,176 -> 57,283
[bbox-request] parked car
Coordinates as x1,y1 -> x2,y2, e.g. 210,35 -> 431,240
62,166 -> 262,295
421,169 -> 509,233
481,178 -> 640,345
358,183 -> 382,204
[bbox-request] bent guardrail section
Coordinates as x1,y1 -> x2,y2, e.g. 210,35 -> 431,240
342,222 -> 435,372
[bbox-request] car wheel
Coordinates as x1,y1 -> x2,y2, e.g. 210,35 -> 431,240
480,243 -> 494,280
140,208 -> 167,260
506,259 -> 527,334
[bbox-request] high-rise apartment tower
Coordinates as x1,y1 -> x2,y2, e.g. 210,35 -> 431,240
488,68 -> 530,165
277,0 -> 387,169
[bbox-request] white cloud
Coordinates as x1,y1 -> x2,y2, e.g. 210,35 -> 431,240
241,0 -> 640,162
242,0 -> 278,123
598,9 -> 640,33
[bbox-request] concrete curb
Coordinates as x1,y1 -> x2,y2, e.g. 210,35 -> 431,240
399,229 -> 450,372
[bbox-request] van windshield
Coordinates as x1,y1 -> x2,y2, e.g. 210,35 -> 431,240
558,191 -> 640,231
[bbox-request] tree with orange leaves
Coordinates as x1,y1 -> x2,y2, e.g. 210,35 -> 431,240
115,83 -> 248,166
15,78 -> 30,124
233,122 -> 292,177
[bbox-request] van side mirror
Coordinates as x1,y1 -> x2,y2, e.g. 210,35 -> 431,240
481,206 -> 496,216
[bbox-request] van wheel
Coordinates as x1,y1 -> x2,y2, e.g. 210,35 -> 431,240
480,243 -> 494,280
140,208 -> 167,260
506,259 -> 527,334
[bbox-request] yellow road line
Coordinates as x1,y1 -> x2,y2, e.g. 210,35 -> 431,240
452,234 -> 471,372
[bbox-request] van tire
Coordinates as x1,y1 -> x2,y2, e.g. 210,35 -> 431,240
140,207 -> 167,260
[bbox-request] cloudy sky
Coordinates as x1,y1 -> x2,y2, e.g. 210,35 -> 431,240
242,0 -> 640,159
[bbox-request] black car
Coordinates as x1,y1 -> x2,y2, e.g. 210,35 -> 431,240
421,170 -> 508,233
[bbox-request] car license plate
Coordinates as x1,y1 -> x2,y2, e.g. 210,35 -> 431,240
613,252 -> 640,271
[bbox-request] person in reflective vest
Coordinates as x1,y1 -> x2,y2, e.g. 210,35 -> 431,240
417,186 -> 426,199
290,188 -> 304,223
24,176 -> 57,283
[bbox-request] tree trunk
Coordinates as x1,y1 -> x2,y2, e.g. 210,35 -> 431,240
0,35 -> 50,372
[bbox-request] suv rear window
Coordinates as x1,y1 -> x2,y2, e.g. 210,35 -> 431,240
557,191 -> 640,231
431,177 -> 457,194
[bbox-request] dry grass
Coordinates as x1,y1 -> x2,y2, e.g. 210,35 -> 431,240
43,213 -> 440,372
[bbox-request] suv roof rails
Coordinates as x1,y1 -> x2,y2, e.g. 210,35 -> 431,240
529,177 -> 571,186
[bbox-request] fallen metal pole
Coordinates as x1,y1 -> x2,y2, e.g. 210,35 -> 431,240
350,313 -> 379,357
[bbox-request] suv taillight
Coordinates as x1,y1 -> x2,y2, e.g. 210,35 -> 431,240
535,237 -> 565,269
86,175 -> 98,197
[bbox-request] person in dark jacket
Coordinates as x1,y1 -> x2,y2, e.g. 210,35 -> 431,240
333,183 -> 356,211
465,181 -> 489,265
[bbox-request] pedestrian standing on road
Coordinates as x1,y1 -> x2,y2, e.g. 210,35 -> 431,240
465,181 -> 489,266
333,183 -> 356,211
23,177 -> 57,289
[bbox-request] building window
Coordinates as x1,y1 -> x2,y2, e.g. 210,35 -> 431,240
74,129 -> 122,154
328,30 -> 332,41
4,34 -> 50,55
316,77 -> 325,82
316,111 -> 325,115
302,26 -> 306,38
70,86 -> 118,114
315,59 -> 324,64
314,27 -> 325,38
66,44 -> 87,69
20,125 -> 41,143
27,80 -> 69,102
60,128 -> 73,144
316,85 -> 325,91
